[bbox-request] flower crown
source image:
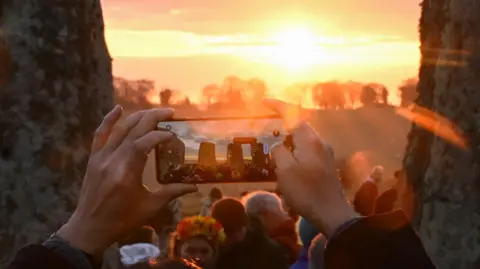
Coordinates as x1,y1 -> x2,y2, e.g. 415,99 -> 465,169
176,216 -> 226,244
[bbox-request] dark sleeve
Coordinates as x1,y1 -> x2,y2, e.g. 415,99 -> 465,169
267,240 -> 290,269
324,210 -> 436,269
8,244 -> 77,269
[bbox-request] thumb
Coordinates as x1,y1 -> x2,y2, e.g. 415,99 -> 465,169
151,183 -> 198,205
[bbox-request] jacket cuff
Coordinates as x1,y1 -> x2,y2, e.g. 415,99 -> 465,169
43,235 -> 96,269
329,216 -> 363,240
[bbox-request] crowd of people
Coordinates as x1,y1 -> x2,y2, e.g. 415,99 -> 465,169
7,101 -> 435,269
163,162 -> 273,184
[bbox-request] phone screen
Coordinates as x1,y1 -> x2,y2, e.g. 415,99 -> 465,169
155,117 -> 286,184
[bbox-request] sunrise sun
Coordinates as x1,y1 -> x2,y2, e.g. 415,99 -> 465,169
269,27 -> 324,70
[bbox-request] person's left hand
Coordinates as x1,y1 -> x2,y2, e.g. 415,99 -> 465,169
57,106 -> 198,256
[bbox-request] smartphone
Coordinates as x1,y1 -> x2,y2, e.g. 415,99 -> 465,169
155,115 -> 290,184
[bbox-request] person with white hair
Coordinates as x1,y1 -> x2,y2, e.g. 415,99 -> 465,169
241,191 -> 301,264
370,165 -> 384,185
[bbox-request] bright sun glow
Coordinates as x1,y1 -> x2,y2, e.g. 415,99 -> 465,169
268,27 -> 324,71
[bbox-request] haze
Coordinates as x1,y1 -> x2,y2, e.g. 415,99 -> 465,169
104,0 -> 421,103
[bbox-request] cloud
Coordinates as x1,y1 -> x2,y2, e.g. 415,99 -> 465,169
105,28 -> 419,70
203,35 -> 406,47
101,0 -> 421,39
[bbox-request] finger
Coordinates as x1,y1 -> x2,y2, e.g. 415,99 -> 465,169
127,108 -> 175,140
133,131 -> 173,155
150,184 -> 198,209
263,99 -> 303,130
91,105 -> 123,153
291,122 -> 325,152
104,110 -> 147,152
270,143 -> 297,178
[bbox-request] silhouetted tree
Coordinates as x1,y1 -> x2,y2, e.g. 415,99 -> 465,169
246,78 -> 267,105
136,80 -> 155,108
160,88 -> 173,107
202,84 -> 220,106
398,78 -> 418,107
0,1 -> 114,266
114,77 -> 154,109
317,81 -> 346,109
380,87 -> 389,105
344,81 -> 364,107
360,85 -> 378,106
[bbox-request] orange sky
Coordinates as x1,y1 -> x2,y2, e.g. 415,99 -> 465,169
103,0 -> 422,103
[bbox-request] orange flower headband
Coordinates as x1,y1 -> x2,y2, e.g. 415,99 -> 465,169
176,216 -> 226,244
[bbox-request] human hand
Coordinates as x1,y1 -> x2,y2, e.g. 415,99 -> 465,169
265,99 -> 357,238
57,106 -> 198,256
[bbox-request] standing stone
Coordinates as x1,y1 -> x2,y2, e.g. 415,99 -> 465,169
0,0 -> 114,266
403,0 -> 480,268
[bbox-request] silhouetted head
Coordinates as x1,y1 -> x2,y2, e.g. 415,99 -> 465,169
209,187 -> 223,201
211,198 -> 248,246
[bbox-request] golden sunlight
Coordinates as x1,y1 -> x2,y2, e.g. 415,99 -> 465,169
268,27 -> 324,71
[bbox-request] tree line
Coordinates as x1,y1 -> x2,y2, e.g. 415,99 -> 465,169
114,75 -> 419,111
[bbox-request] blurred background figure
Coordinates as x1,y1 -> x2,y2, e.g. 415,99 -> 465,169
242,191 -> 301,264
212,197 -> 288,269
290,218 -> 321,269
118,226 -> 161,269
240,190 -> 250,198
370,165 -> 385,188
200,187 -> 223,216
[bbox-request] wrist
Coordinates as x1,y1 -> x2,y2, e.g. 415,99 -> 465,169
56,215 -> 111,258
309,200 -> 358,238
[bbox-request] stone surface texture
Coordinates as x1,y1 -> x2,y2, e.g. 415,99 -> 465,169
0,0 -> 114,266
403,0 -> 480,268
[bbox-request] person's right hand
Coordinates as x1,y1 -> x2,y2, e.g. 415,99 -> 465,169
265,99 -> 358,238
57,106 -> 198,257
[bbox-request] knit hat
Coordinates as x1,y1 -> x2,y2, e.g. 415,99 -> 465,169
298,218 -> 319,247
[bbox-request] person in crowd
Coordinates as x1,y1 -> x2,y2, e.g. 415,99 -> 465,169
168,216 -> 225,269
211,197 -> 289,269
117,226 -> 161,269
199,187 -> 223,216
352,179 -> 378,216
308,234 -> 327,269
274,187 -> 299,222
370,166 -> 384,187
352,165 -> 384,216
289,218 -> 319,269
241,191 -> 301,264
374,169 -> 406,215
8,103 -> 435,269
374,188 -> 398,215
240,190 -> 250,197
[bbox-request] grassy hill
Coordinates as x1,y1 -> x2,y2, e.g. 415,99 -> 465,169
136,106 -> 412,216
